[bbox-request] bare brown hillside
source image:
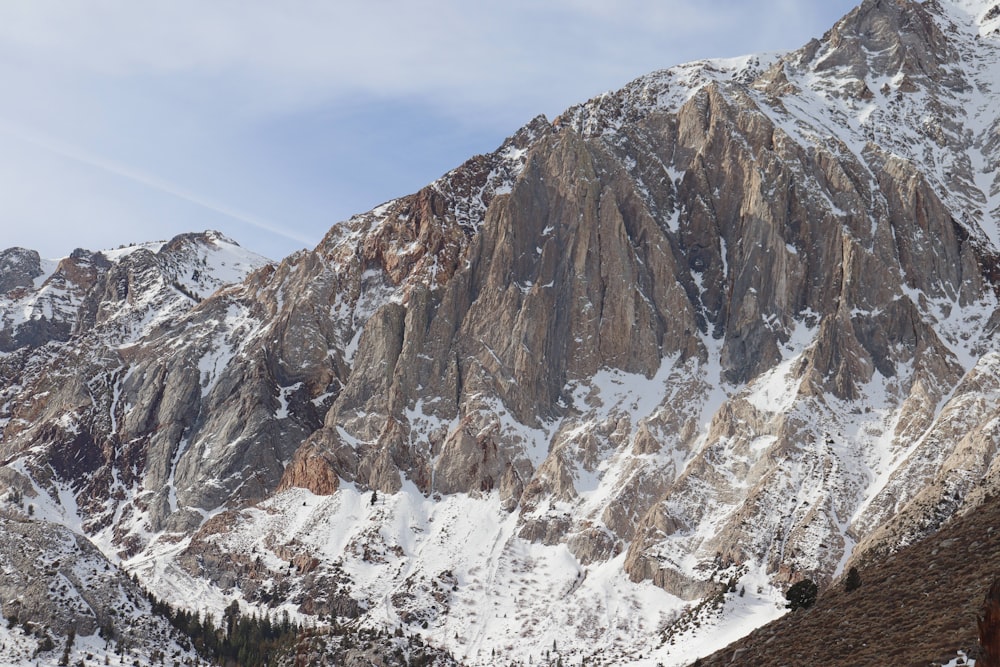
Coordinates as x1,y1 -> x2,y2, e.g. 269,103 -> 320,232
698,494 -> 1000,666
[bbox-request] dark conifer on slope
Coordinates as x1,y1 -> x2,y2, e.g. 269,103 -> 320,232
844,567 -> 862,593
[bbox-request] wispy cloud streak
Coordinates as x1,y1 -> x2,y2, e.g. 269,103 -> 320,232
0,118 -> 315,248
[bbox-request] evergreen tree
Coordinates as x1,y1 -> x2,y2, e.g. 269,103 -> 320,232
58,628 -> 74,666
223,599 -> 241,638
785,579 -> 818,611
844,566 -> 862,592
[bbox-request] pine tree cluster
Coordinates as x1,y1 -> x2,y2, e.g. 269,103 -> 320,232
148,592 -> 300,666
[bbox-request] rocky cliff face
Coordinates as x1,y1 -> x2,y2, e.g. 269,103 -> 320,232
2,0 -> 1000,664
0,232 -> 274,546
0,506 -> 197,666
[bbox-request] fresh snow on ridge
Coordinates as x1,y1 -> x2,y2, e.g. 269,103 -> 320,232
0,230 -> 270,348
168,483 -> 787,667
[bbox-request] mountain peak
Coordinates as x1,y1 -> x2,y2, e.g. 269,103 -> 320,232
3,2 -> 1000,665
0,229 -> 270,353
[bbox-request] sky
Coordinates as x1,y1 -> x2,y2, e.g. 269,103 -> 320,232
0,0 -> 859,262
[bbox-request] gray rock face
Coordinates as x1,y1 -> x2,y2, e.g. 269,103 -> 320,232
0,232 -> 276,548
0,510 -> 179,646
0,248 -> 42,294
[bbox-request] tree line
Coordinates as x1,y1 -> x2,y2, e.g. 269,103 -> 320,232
147,591 -> 302,667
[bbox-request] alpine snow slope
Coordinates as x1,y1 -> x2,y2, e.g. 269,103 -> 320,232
2,0 -> 1000,664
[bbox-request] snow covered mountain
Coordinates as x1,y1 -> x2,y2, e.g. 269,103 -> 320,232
2,0 -> 1000,664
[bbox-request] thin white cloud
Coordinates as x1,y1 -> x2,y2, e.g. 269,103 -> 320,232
0,118 -> 314,248
0,1 -> 856,121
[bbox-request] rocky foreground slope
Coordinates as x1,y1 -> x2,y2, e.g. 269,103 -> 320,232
699,491 -> 1000,666
2,0 -> 1000,664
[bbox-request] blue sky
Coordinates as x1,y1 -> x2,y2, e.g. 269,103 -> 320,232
0,1 -> 858,261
